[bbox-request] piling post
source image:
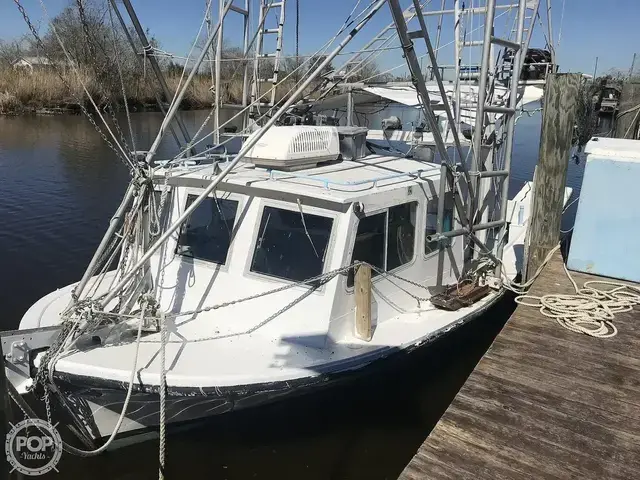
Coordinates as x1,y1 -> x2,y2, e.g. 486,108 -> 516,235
525,73 -> 581,281
354,264 -> 372,341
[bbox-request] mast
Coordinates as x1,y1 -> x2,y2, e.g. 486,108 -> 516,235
453,0 -> 462,130
214,0 -> 225,145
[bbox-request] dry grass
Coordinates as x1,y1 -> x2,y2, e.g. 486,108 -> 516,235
0,66 -> 314,114
165,74 -> 216,108
0,91 -> 21,114
0,68 -> 92,110
0,67 -> 239,113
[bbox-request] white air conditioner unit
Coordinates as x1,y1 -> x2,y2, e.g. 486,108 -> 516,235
245,126 -> 340,170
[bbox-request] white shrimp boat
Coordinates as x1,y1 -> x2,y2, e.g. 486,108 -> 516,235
2,0 -> 559,444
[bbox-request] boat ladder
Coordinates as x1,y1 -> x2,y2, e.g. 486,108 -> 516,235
249,0 -> 288,118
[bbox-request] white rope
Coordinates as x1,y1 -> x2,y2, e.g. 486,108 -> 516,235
51,301 -> 149,457
158,311 -> 167,479
515,262 -> 640,338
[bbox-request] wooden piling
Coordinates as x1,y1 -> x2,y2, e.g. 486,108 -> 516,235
525,73 -> 581,281
354,264 -> 372,341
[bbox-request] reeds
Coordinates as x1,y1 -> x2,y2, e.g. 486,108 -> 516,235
0,67 -> 251,114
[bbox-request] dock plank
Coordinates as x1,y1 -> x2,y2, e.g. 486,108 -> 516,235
398,250 -> 640,479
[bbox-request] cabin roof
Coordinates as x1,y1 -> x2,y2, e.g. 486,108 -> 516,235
157,154 -> 442,205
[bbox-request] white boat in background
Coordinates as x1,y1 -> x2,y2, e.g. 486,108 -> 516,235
2,0 -> 560,446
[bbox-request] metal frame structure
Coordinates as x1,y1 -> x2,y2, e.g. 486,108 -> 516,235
115,0 -> 195,154
385,0 -> 542,272
212,0 -> 251,143
249,0 -> 288,119
78,0 -> 549,303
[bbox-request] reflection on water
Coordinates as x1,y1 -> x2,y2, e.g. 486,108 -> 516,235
0,110 -> 241,322
0,108 -> 586,479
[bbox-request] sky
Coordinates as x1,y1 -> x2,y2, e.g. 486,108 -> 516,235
1,0 -> 639,77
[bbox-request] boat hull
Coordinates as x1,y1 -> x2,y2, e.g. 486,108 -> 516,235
54,289 -> 505,441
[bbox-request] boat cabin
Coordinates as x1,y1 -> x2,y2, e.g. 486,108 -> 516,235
150,151 -> 462,349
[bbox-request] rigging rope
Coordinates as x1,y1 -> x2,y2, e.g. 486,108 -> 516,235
158,311 -> 168,479
295,0 -> 300,83
107,1 -> 136,157
40,0 -> 133,166
13,0 -> 134,171
165,0 -> 382,162
74,0 -> 133,157
34,298 -> 152,457
557,0 -> 566,49
164,0 -> 215,120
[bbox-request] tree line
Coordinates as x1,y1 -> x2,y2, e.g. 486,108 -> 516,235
1,1 -> 391,113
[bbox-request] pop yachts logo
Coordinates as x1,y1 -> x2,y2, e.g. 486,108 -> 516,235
5,418 -> 63,476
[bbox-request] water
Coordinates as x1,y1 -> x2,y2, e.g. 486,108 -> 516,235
0,109 -> 586,479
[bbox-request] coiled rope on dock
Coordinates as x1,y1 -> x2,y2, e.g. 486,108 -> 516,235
514,262 -> 640,338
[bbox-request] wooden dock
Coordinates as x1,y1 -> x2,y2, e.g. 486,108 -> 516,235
399,250 -> 640,479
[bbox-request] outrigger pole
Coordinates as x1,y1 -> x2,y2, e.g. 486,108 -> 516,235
100,0 -> 389,308
69,182 -> 137,306
143,0 -> 234,164
108,0 -> 184,152
116,0 -> 197,155
70,0 -> 245,308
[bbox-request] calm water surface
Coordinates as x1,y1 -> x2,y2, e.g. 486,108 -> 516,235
0,108 -> 585,479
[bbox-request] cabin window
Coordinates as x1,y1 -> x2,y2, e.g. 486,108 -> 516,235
152,191 -> 171,231
387,203 -> 417,270
176,194 -> 238,264
251,206 -> 333,282
425,193 -> 454,255
348,202 -> 417,287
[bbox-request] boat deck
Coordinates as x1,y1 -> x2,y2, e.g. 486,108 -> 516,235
398,249 -> 640,479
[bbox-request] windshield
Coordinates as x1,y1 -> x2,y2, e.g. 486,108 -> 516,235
251,206 -> 333,282
176,194 -> 239,265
